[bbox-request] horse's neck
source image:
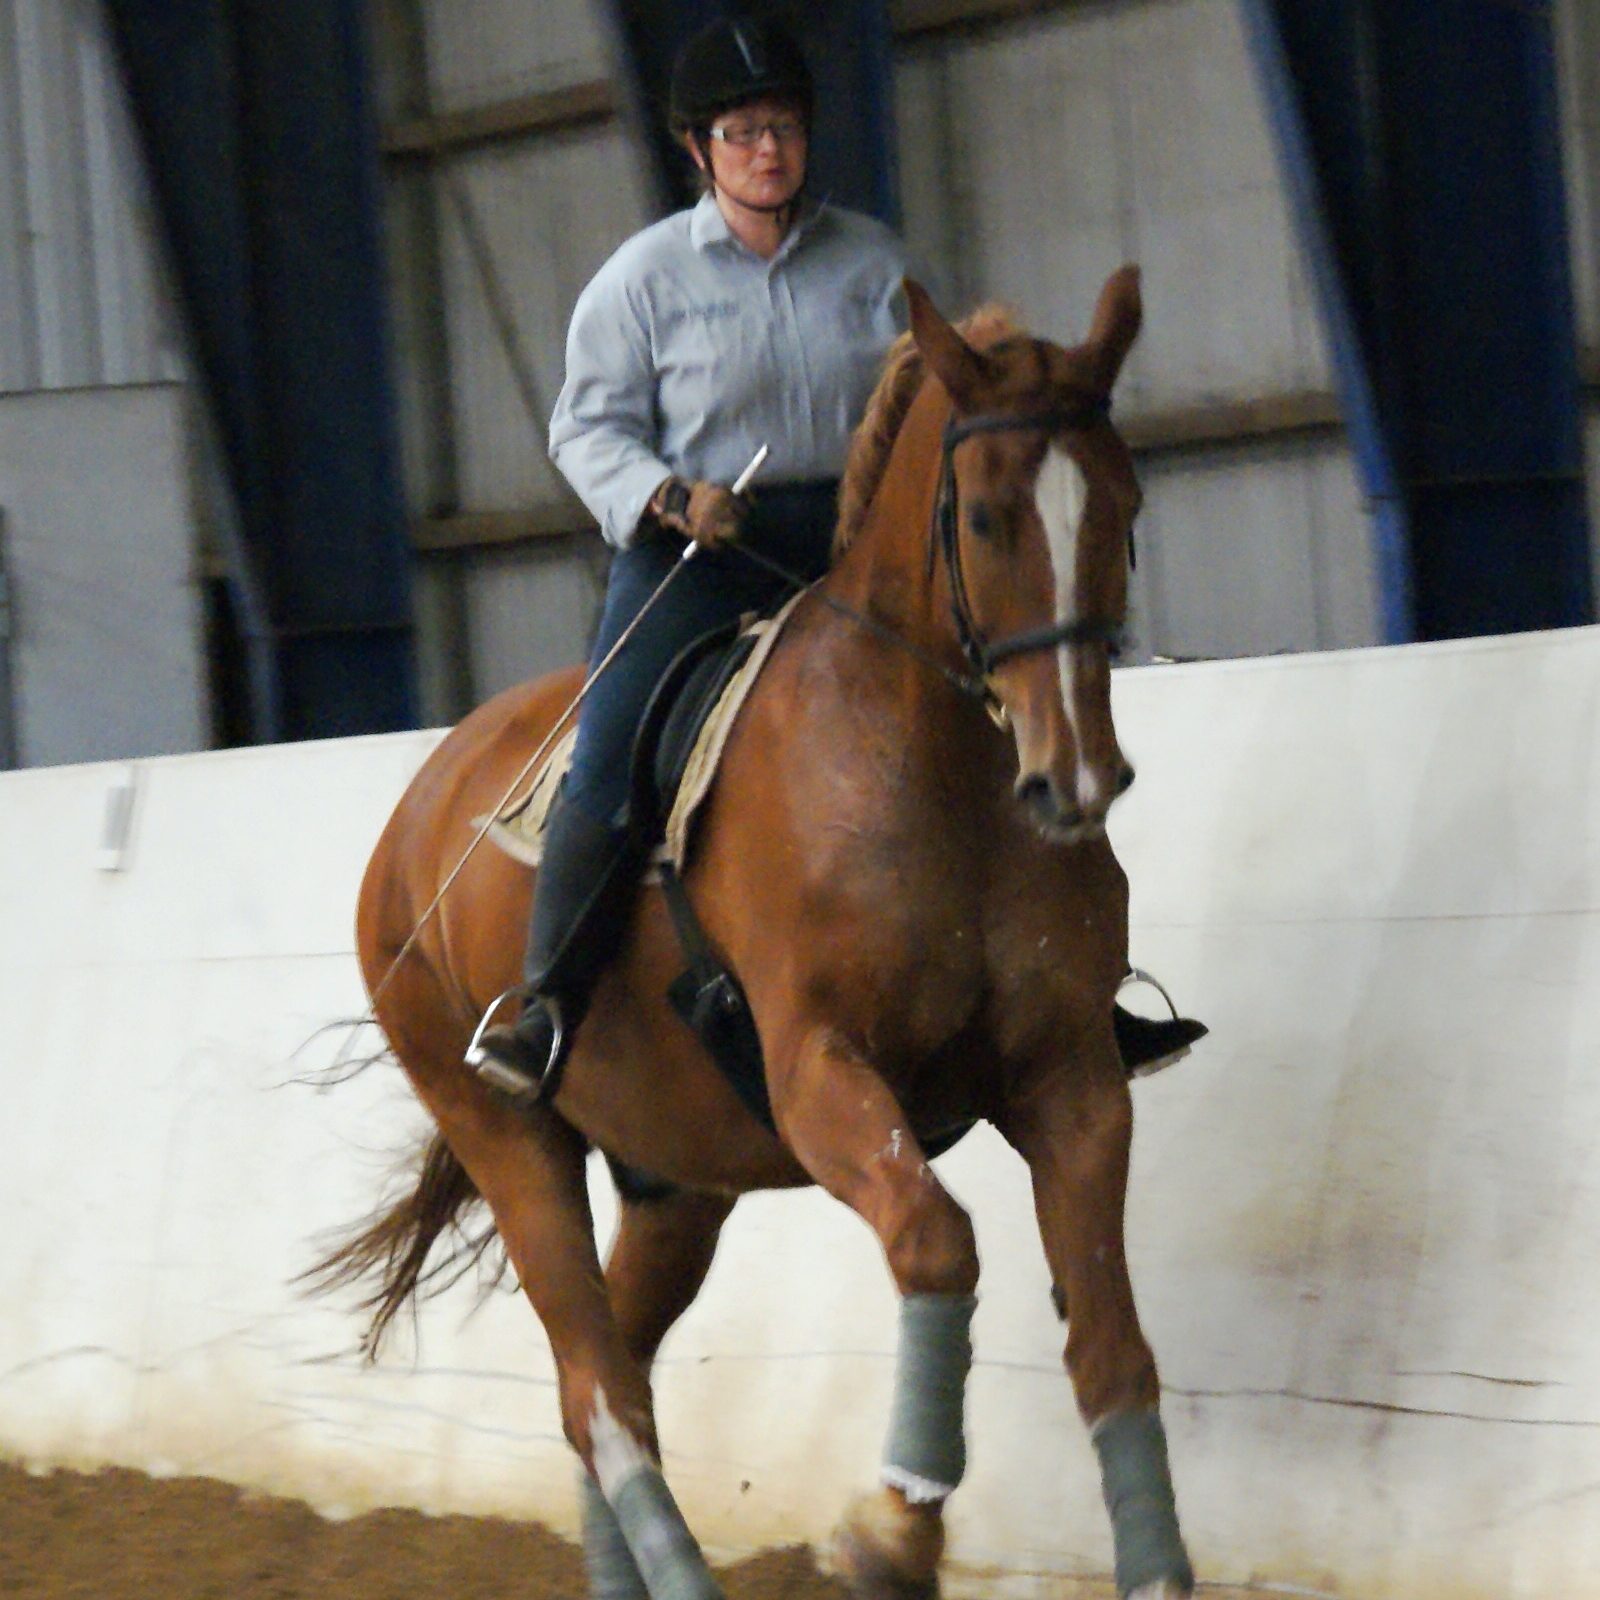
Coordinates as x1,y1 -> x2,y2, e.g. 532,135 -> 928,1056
826,383 -> 958,673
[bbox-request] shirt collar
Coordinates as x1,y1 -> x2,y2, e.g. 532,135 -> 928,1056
689,191 -> 826,262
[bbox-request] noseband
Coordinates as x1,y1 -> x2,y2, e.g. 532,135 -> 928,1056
934,399 -> 1128,681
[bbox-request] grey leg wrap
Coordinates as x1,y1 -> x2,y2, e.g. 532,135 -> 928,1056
580,1471 -> 650,1600
608,1467 -> 722,1600
1092,1410 -> 1194,1597
882,1292 -> 977,1502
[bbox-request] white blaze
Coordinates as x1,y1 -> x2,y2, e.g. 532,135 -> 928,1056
1033,443 -> 1090,717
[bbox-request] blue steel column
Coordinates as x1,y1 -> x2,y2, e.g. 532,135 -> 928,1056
103,0 -> 418,741
598,0 -> 900,226
1240,0 -> 1592,641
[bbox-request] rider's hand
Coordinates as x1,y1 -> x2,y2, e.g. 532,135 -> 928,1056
650,477 -> 746,548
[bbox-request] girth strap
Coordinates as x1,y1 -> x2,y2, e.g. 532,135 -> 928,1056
657,864 -> 979,1162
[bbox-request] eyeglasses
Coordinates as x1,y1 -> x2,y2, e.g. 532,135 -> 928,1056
708,117 -> 806,148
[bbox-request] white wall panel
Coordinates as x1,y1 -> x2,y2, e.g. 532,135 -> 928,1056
4,627 -> 1600,1596
422,0 -> 609,113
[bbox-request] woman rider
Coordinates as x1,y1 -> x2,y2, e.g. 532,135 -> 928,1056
476,16 -> 1203,1090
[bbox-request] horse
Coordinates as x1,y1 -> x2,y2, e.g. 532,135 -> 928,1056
317,269 -> 1195,1600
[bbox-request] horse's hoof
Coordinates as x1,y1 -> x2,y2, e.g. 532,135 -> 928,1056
827,1490 -> 944,1600
1126,1584 -> 1193,1600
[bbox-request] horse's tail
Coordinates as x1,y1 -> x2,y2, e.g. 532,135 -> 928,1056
302,1130 -> 504,1359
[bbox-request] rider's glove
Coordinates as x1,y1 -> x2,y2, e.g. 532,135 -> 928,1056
650,477 -> 747,549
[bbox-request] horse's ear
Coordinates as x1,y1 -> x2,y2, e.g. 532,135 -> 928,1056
905,278 -> 988,410
1084,265 -> 1142,390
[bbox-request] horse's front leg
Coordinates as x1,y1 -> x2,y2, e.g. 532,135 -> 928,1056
773,1027 -> 979,1600
997,1040 -> 1195,1600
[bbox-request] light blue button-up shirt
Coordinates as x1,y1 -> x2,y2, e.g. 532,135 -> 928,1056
549,193 -> 907,549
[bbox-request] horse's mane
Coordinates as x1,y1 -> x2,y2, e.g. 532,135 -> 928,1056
834,302 -> 1024,559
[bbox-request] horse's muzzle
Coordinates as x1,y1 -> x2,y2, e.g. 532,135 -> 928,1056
1015,772 -> 1110,843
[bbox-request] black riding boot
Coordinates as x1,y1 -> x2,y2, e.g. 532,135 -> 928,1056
469,796 -> 644,1099
1113,1003 -> 1208,1079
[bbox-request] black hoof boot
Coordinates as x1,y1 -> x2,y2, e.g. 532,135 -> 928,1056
467,994 -> 567,1101
1114,1004 -> 1208,1079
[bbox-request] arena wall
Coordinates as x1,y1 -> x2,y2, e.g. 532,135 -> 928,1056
3,626 -> 1599,1598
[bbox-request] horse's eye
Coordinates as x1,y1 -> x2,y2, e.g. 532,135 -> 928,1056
969,502 -> 998,541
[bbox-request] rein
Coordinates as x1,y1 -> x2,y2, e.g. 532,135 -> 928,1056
723,540 -> 994,704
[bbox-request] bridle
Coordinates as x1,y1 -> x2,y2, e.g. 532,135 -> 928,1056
705,393 -> 1136,717
934,399 -> 1129,684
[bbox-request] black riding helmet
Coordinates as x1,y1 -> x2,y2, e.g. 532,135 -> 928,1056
669,15 -> 814,132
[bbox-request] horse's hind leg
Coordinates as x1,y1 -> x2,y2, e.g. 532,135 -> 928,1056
577,1188 -> 736,1600
774,1031 -> 980,1600
395,1040 -> 727,1600
997,1046 -> 1194,1600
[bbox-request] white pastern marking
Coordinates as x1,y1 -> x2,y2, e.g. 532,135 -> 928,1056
590,1389 -> 655,1500
1033,443 -> 1090,724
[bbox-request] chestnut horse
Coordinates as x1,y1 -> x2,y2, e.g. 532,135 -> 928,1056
322,271 -> 1194,1600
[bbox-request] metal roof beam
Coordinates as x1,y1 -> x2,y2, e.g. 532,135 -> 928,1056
1242,0 -> 1593,641
103,0 -> 418,741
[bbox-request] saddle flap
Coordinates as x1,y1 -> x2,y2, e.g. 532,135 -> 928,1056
483,589 -> 806,873
629,621 -> 759,843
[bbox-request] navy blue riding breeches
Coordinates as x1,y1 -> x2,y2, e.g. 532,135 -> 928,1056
562,480 -> 839,827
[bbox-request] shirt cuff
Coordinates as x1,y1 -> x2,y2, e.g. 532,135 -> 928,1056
604,464 -> 674,549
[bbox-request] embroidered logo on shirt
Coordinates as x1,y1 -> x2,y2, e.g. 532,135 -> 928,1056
659,299 -> 741,331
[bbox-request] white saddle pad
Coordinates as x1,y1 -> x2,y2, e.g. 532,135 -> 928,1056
483,588 -> 806,872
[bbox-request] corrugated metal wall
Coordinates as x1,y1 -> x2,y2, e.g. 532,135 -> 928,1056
0,0 -> 178,392
3,0 -> 1598,742
1558,0 -> 1600,606
385,0 -> 1383,699
0,0 -> 203,767
1559,0 -> 1600,350
896,2 -> 1373,659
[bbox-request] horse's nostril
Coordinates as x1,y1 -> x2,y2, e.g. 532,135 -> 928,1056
1117,763 -> 1136,796
1015,773 -> 1050,807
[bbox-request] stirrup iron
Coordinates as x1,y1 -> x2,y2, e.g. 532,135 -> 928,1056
1118,965 -> 1181,1020
464,986 -> 565,1101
